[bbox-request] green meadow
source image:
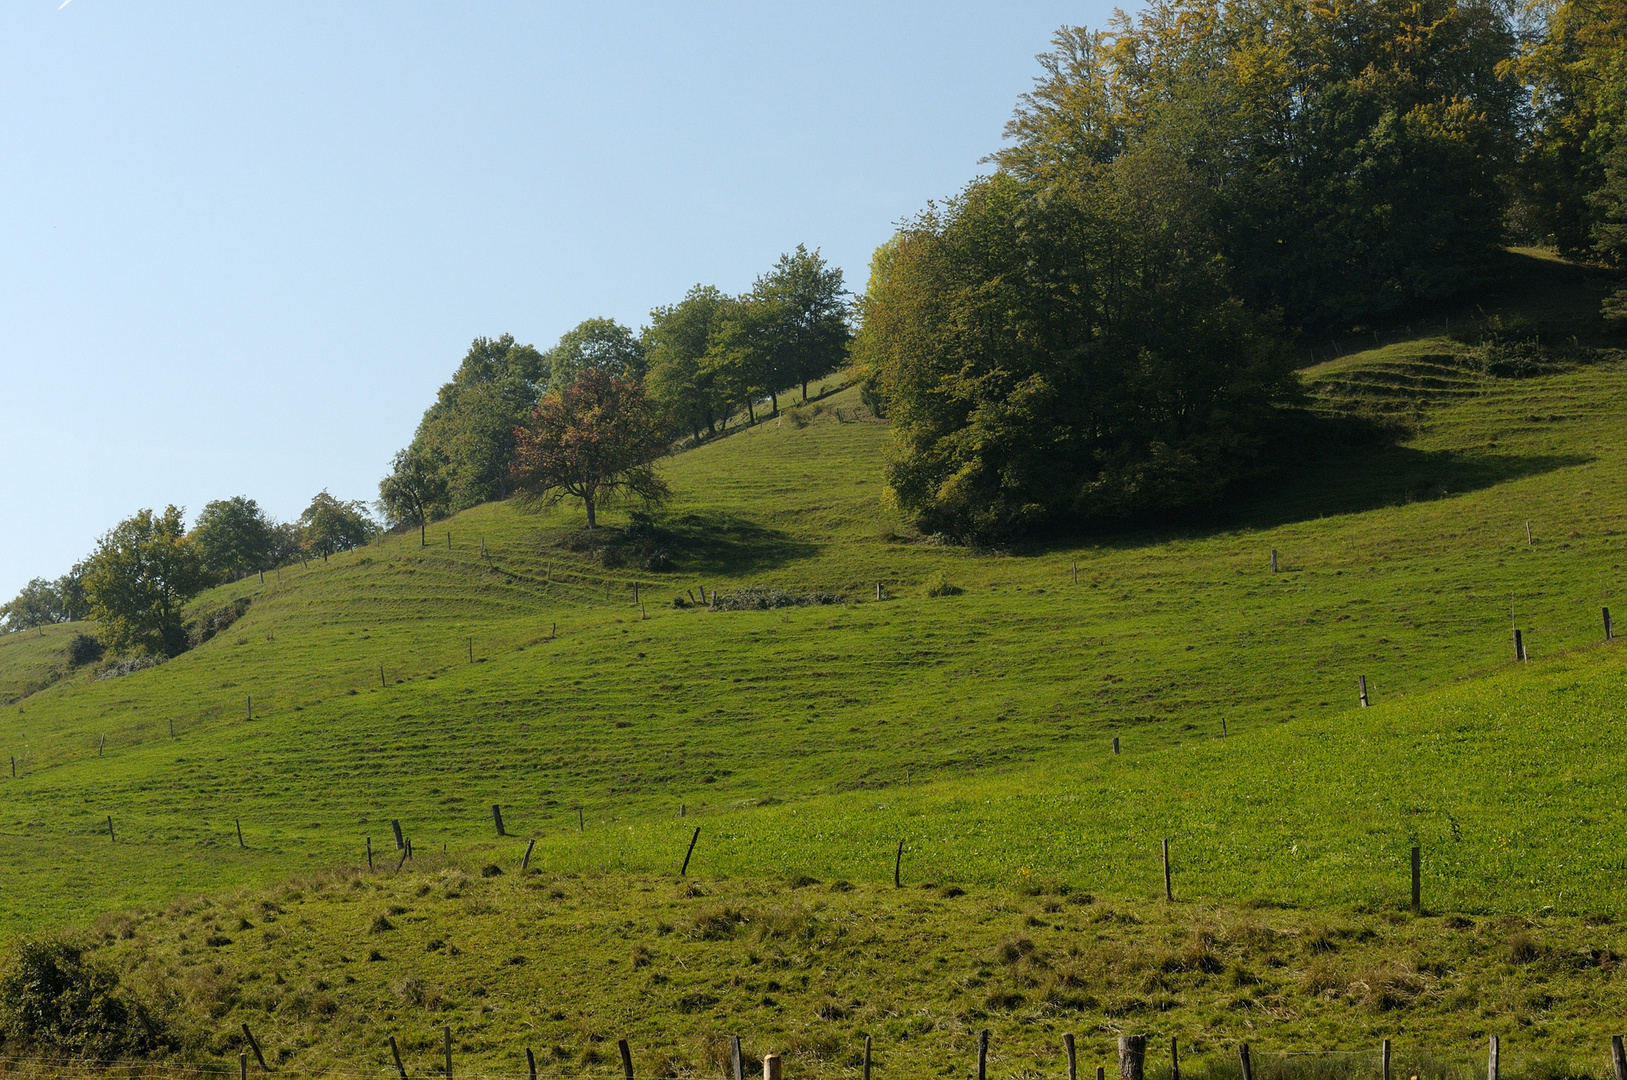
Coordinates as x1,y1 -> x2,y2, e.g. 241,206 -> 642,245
4,253 -> 1627,1069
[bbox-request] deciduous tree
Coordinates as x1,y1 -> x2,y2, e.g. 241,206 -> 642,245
377,446 -> 450,547
82,506 -> 209,656
190,496 -> 274,582
510,370 -> 671,529
298,492 -> 377,559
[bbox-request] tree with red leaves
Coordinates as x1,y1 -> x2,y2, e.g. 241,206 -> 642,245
510,370 -> 671,528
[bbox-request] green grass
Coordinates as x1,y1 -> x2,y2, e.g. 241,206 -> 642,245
0,620 -> 93,705
2,320 -> 1626,930
79,862 -> 1627,1078
2,252 -> 1627,1067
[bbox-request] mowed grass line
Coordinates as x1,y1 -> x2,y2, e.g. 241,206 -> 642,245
0,351 -> 1624,931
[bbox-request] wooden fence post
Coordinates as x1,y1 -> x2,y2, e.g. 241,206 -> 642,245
367,837 -> 373,870
1610,1035 -> 1625,1080
242,1024 -> 269,1071
1119,1036 -> 1146,1080
619,1039 -> 635,1080
680,826 -> 701,876
107,815 -> 114,842
1525,522 -> 1533,546
978,1029 -> 989,1080
240,1051 -> 248,1080
864,1035 -> 873,1080
1270,549 -> 1278,573
1238,1043 -> 1252,1080
1113,736 -> 1120,755
732,1035 -> 744,1080
1064,1034 -> 1077,1080
579,807 -> 584,831
1171,1037 -> 1179,1080
764,1054 -> 782,1080
392,820 -> 405,850
895,839 -> 903,887
389,1036 -> 408,1080
1488,1035 -> 1499,1080
1411,846 -> 1421,913
1382,1039 -> 1392,1080
522,838 -> 535,871
1359,675 -> 1370,707
236,819 -> 245,849
1163,839 -> 1173,901
1606,607 -> 1614,642
492,804 -> 506,837
527,1048 -> 538,1080
444,1025 -> 453,1079
1514,628 -> 1527,661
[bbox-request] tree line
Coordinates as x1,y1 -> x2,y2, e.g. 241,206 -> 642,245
376,245 -> 849,536
0,492 -> 375,656
854,0 -> 1627,542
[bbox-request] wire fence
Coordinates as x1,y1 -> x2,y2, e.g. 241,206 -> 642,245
0,1042 -> 1620,1080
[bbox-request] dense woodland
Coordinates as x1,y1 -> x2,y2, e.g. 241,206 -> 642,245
855,0 -> 1627,540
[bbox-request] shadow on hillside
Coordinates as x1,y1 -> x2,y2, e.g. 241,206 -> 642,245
1011,423 -> 1590,558
656,512 -> 820,574
1217,441 -> 1592,532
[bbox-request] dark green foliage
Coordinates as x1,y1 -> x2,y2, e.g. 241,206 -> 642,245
0,937 -> 164,1059
297,492 -> 376,559
1593,139 -> 1627,318
0,579 -> 67,633
65,634 -> 103,667
377,446 -> 451,547
83,507 -> 209,657
860,167 -> 1295,541
544,318 -> 645,393
749,244 -> 851,406
409,335 -> 546,514
644,286 -> 738,441
996,0 -> 1521,327
1509,0 -> 1627,259
190,496 -> 275,582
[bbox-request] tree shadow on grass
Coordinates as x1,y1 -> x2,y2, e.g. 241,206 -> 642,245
629,512 -> 821,576
1213,440 -> 1592,534
1014,416 -> 1592,556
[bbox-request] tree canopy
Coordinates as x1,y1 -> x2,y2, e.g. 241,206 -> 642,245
82,507 -> 209,657
377,446 -> 450,547
190,496 -> 275,582
510,370 -> 671,529
409,335 -> 546,515
544,318 -> 646,393
992,0 -> 1521,328
298,492 -> 377,558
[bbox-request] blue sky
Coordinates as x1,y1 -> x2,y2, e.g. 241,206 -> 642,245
0,1 -> 1110,599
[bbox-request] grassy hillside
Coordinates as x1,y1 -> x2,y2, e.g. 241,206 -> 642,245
80,858 -> 1627,1079
0,271 -> 1626,934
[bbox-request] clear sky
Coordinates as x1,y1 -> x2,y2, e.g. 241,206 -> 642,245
0,1 -> 1111,600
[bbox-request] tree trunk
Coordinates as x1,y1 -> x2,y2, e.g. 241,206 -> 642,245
747,400 -> 755,424
584,494 -> 597,529
802,380 -> 809,402
770,391 -> 778,415
419,520 -> 426,548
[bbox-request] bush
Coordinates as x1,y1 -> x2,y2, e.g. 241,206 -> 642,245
0,937 -> 165,1059
710,586 -> 843,611
65,634 -> 103,667
923,572 -> 963,597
